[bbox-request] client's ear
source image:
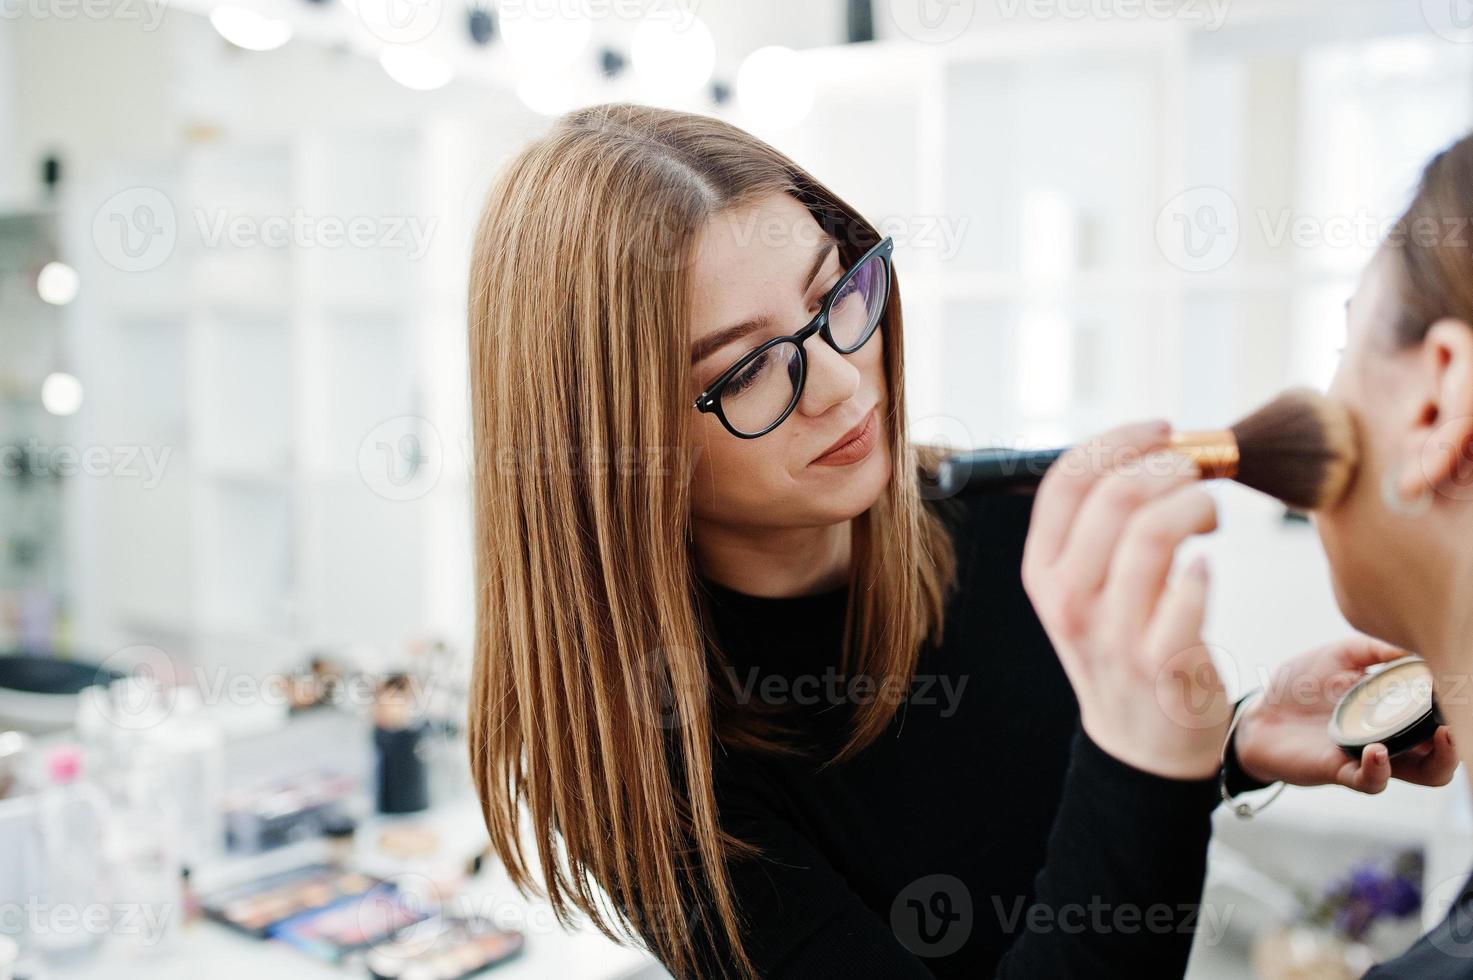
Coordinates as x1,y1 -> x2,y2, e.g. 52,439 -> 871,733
1405,318 -> 1473,499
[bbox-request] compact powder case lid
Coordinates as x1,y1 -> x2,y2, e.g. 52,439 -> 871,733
1328,655 -> 1443,759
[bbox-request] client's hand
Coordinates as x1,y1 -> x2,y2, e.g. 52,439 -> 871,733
1023,420 -> 1235,780
1233,637 -> 1458,792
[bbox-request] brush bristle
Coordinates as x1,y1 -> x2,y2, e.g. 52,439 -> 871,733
1229,387 -> 1360,510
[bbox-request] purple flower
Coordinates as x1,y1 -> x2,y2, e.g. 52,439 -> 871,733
1310,850 -> 1424,942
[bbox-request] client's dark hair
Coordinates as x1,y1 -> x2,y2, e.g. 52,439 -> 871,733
1385,132 -> 1473,346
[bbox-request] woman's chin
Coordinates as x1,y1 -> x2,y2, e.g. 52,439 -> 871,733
805,442 -> 891,513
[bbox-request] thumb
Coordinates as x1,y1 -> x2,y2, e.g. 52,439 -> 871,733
1339,743 -> 1392,795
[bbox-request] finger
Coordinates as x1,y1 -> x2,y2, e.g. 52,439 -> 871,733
1331,635 -> 1415,671
1142,554 -> 1210,673
1102,484 -> 1219,637
1338,743 -> 1391,794
1024,420 -> 1172,573
1052,453 -> 1202,599
1389,727 -> 1459,787
1143,556 -> 1232,732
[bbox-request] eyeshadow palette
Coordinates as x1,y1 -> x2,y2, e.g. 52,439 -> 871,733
364,916 -> 526,980
271,885 -> 431,963
201,863 -> 385,938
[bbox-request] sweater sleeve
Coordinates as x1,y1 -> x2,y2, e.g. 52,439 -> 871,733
653,733 -> 1220,980
992,726 -> 1222,978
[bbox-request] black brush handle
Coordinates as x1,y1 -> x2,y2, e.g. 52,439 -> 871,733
925,447 -> 1068,497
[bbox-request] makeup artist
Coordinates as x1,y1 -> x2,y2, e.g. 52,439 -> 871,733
464,103 -> 1456,980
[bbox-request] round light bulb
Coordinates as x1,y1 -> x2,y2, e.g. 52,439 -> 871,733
631,15 -> 715,97
736,46 -> 814,130
209,5 -> 293,52
42,372 -> 84,416
37,261 -> 80,306
500,0 -> 592,68
379,47 -> 454,91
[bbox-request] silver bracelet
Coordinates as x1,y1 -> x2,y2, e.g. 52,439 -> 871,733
1219,688 -> 1286,819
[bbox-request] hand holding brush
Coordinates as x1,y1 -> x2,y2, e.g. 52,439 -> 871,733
928,387 -> 1359,512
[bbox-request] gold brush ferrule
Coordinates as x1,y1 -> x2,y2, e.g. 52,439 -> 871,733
1168,430 -> 1240,480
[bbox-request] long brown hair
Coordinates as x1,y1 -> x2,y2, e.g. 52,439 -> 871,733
466,103 -> 958,980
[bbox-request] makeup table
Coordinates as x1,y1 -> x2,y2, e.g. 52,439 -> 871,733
43,792 -> 665,980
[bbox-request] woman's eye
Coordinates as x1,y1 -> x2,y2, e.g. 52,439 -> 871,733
727,352 -> 768,395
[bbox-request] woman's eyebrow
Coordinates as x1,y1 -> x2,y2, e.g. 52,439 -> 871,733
689,237 -> 837,365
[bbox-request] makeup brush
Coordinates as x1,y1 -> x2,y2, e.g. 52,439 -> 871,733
926,387 -> 1359,512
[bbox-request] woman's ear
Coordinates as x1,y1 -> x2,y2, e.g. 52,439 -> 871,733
1405,318 -> 1473,499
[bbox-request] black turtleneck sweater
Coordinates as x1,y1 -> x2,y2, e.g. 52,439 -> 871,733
676,489 -> 1225,979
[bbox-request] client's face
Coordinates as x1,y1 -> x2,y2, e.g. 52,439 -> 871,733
1316,247 -> 1470,649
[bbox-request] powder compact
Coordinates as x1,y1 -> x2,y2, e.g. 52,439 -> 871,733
1328,655 -> 1443,759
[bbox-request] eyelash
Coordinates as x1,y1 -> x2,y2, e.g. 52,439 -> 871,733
701,266 -> 843,389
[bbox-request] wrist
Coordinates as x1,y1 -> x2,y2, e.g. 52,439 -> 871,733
1080,711 -> 1228,781
1229,698 -> 1278,788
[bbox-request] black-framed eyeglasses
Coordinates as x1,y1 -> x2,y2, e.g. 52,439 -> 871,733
693,236 -> 894,439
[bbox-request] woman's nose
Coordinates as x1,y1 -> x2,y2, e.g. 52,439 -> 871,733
796,331 -> 861,416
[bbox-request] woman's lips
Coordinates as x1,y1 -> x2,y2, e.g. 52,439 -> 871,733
813,408 -> 879,466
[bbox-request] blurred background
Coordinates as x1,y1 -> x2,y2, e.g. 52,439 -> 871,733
2,0 -> 1472,977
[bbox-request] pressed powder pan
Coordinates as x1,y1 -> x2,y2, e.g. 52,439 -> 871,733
1328,655 -> 1443,759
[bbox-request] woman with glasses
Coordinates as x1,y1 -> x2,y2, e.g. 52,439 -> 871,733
465,104 -> 1453,980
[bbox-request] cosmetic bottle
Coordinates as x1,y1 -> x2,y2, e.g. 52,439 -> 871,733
31,745 -> 108,964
